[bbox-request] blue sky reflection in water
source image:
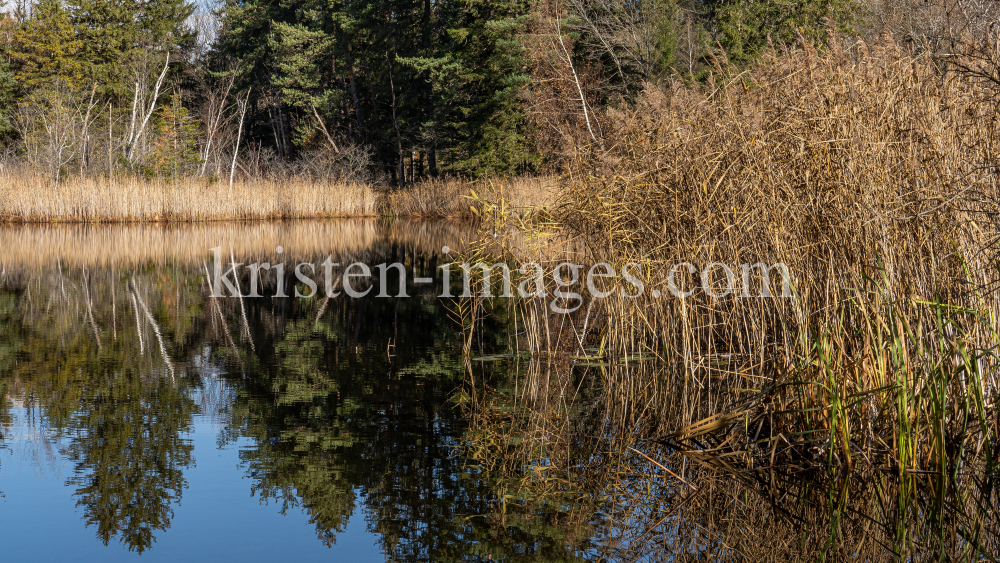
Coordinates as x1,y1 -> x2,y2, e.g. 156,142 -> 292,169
0,404 -> 384,562
0,220 -> 595,562
1,220 -> 996,562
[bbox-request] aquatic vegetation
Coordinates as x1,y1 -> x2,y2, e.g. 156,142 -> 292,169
445,35 -> 1000,560
461,34 -> 1000,458
386,176 -> 558,219
0,172 -> 379,222
0,171 -> 559,223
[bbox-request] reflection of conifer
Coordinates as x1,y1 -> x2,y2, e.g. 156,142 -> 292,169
0,268 -> 202,554
224,277 -> 590,561
63,371 -> 195,553
0,259 -> 597,560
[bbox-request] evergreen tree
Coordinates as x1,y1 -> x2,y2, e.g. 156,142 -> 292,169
9,0 -> 85,90
0,14 -> 19,142
214,0 -> 537,179
147,92 -> 201,177
439,0 -> 535,175
707,0 -> 855,65
0,59 -> 17,142
68,0 -> 196,99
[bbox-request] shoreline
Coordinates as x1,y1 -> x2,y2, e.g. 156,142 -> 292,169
0,173 -> 555,223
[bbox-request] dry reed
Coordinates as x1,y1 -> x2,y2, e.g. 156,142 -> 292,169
462,36 -> 1000,476
0,172 -> 558,222
0,173 -> 379,222
387,176 -> 559,218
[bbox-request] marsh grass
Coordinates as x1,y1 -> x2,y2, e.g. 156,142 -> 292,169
0,172 -> 381,222
0,171 -> 558,223
386,176 -> 559,218
455,35 -> 1000,489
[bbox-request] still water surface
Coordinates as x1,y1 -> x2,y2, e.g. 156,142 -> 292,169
0,220 -> 594,562
1,220 -> 997,562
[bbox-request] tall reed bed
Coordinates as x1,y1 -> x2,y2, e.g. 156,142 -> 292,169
461,36 -> 1000,476
0,173 -> 379,222
386,176 -> 559,218
0,171 -> 557,222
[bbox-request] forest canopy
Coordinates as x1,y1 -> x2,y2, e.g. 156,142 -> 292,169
0,0 -> 989,182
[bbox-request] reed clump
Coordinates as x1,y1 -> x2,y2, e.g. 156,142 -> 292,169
468,36 -> 1000,477
0,172 -> 381,222
387,176 -> 559,218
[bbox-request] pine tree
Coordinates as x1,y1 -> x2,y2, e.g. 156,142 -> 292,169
9,0 -> 85,90
707,0 -> 855,65
68,0 -> 196,100
436,0 -> 535,175
0,15 -> 19,142
148,92 -> 201,177
214,0 -> 537,179
0,60 -> 17,142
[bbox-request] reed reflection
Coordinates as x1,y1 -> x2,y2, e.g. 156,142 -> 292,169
0,219 -> 598,559
460,357 -> 1000,561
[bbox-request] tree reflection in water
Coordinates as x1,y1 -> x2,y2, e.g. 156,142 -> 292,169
6,221 -> 991,560
63,371 -> 194,552
0,268 -> 200,553
0,222 -> 600,560
216,244 -> 593,561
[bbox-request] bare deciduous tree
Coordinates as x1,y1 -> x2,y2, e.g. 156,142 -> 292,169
125,52 -> 171,162
199,70 -> 236,175
229,88 -> 251,195
16,81 -> 83,186
567,0 -> 681,88
859,0 -> 1000,48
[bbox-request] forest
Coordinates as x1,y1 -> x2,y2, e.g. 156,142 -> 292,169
0,0 -> 983,195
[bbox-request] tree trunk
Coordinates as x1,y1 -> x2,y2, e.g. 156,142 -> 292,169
276,99 -> 290,158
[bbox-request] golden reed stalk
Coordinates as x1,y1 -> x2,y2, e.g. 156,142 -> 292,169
0,173 -> 379,222
0,173 -> 559,223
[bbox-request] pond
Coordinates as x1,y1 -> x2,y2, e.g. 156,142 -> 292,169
0,221 -> 996,562
0,220 -> 602,562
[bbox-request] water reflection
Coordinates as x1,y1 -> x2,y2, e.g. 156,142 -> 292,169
460,358 -> 1000,561
1,220 -> 995,561
0,220 -> 472,270
64,373 -> 195,552
0,220 -> 593,559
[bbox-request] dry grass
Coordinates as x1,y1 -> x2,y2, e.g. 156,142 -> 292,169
464,36 -> 1000,477
387,176 -> 559,217
0,173 -> 380,222
0,172 -> 559,222
556,36 -> 1000,354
